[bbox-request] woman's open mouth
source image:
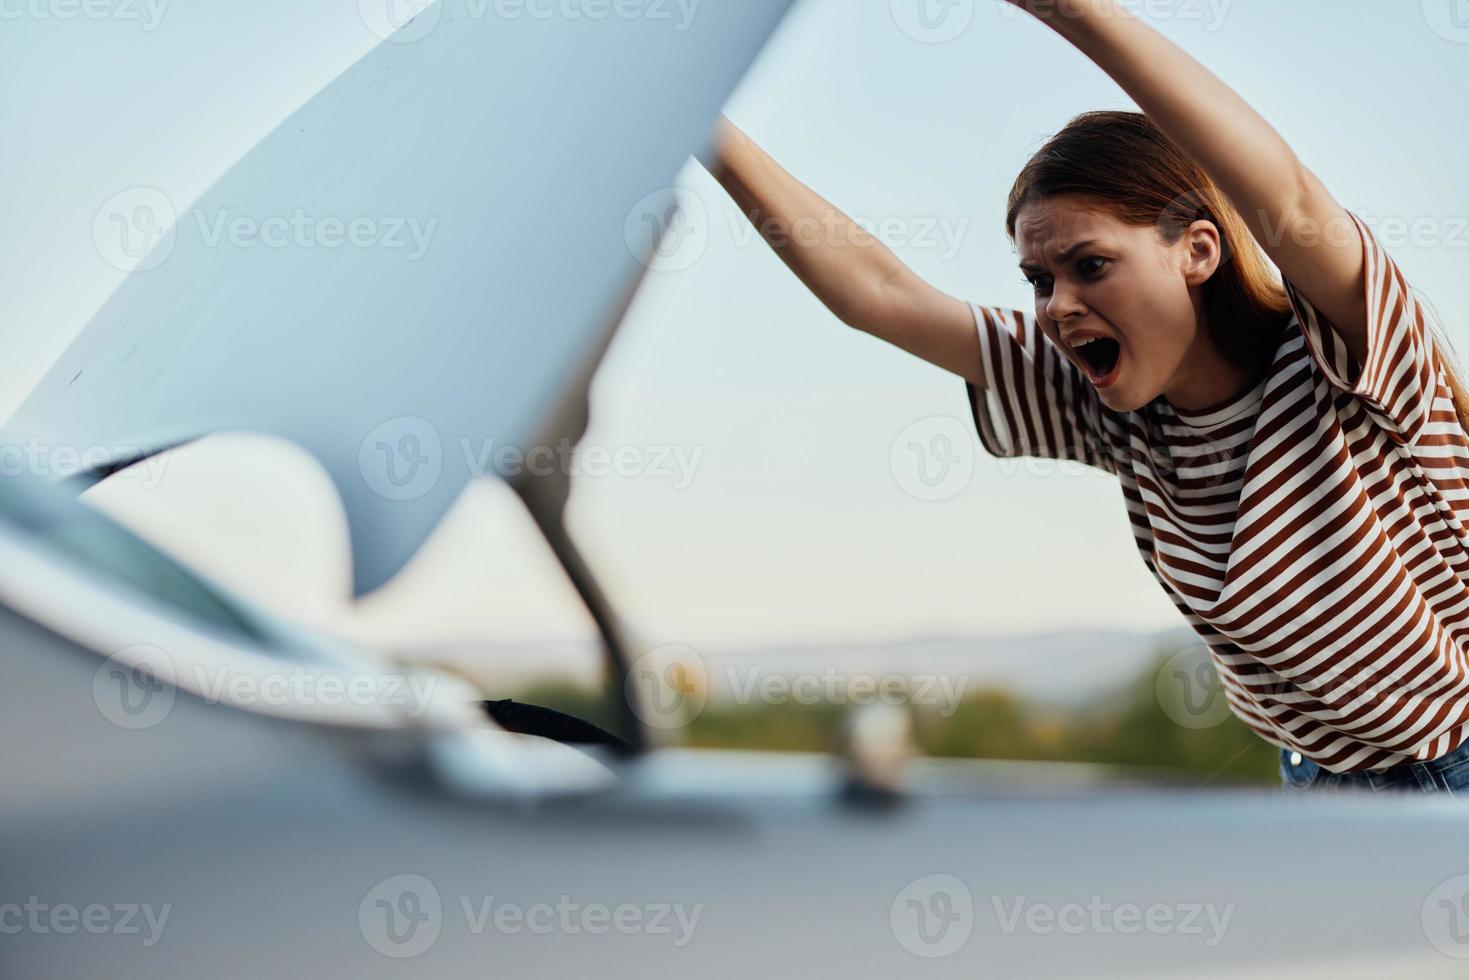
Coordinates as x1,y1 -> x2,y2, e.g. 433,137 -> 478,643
1071,336 -> 1122,389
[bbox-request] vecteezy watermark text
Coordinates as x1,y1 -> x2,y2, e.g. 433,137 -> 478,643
192,208 -> 436,260
358,0 -> 702,44
889,874 -> 1234,958
994,0 -> 1234,31
0,0 -> 168,30
358,416 -> 705,502
0,898 -> 170,946
189,666 -> 438,717
624,645 -> 971,730
460,437 -> 702,489
0,439 -> 169,488
93,187 -> 438,273
722,666 -> 970,719
357,874 -> 702,958
625,186 -> 971,275
991,894 -> 1234,946
92,646 -> 438,731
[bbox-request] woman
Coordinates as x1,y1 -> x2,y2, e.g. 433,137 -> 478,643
703,0 -> 1469,794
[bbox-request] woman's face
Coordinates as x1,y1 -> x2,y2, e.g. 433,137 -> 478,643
1013,195 -> 1222,413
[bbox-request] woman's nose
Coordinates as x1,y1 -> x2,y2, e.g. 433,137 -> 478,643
1046,282 -> 1086,323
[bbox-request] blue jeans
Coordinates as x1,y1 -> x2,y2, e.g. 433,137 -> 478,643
1280,737 -> 1469,795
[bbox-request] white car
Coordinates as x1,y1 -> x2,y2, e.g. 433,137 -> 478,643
3,4 -> 1466,977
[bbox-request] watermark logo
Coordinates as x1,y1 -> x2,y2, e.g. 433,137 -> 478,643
94,187 -> 438,273
1000,0 -> 1233,31
94,648 -> 440,730
357,420 -> 706,500
458,894 -> 702,944
627,652 -> 970,730
1229,205 -> 1469,254
0,898 -> 170,946
1423,874 -> 1469,958
191,667 -> 439,717
724,666 -> 970,719
626,645 -> 707,730
358,874 -> 702,956
0,0 -> 170,31
359,416 -> 444,502
489,0 -> 701,28
359,0 -> 441,42
890,0 -> 974,43
360,0 -> 701,40
92,645 -> 176,731
992,895 -> 1233,945
190,209 -> 437,259
890,416 -> 975,501
625,187 -> 709,274
633,188 -> 970,275
0,439 -> 169,487
93,187 -> 177,273
461,436 -> 703,490
722,207 -> 969,264
1353,210 -> 1469,251
1423,0 -> 1469,43
890,874 -> 974,958
1156,644 -> 1234,730
359,874 -> 443,958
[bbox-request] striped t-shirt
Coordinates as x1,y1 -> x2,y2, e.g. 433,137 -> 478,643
966,210 -> 1469,773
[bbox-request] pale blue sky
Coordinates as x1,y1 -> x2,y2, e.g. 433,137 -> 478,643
4,2 -> 1469,654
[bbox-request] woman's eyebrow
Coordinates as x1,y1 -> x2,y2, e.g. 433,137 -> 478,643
1019,239 -> 1101,272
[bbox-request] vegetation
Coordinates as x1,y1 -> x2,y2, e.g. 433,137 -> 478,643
515,645 -> 1281,787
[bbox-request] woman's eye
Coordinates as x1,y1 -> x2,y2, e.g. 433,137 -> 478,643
1025,259 -> 1105,293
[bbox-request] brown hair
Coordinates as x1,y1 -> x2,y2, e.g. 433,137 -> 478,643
1005,110 -> 1469,432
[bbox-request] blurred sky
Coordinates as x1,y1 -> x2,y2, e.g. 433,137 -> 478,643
3,1 -> 1469,655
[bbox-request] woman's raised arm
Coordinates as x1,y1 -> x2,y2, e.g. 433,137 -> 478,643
1008,0 -> 1370,367
704,117 -> 983,385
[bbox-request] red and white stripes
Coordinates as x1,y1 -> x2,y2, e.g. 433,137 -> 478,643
965,211 -> 1469,772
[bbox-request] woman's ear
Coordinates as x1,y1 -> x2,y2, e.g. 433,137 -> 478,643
1181,219 -> 1223,287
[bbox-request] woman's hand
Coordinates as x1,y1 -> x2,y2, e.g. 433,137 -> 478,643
1006,0 -> 1369,364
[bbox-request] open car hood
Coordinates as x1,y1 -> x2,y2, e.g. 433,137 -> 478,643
2,0 -> 791,596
